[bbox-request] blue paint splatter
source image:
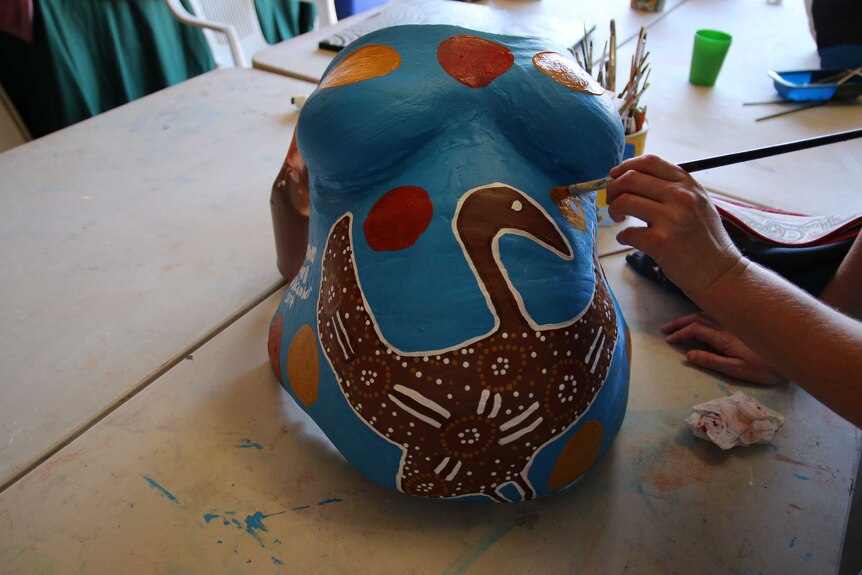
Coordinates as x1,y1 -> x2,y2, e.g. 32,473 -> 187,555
442,521 -> 517,575
317,497 -> 343,506
273,556 -> 284,575
793,473 -> 811,481
292,505 -> 310,511
202,510 -> 286,547
804,552 -> 813,560
713,381 -> 731,396
766,443 -> 779,452
236,439 -> 264,450
245,511 -> 286,546
142,476 -> 178,503
789,535 -> 797,548
633,484 -> 657,515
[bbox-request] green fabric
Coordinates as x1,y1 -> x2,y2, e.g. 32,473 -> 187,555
0,0 -> 312,139
257,0 -> 317,44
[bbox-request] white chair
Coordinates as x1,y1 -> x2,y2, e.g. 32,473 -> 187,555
165,0 -> 337,68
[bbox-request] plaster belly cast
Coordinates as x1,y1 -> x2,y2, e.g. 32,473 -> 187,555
268,25 -> 631,502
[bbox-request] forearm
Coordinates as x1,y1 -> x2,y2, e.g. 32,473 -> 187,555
695,259 -> 862,427
818,233 -> 862,319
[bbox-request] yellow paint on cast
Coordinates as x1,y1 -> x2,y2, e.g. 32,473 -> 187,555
549,186 -> 586,232
320,45 -> 401,89
533,51 -> 604,95
547,420 -> 604,490
287,324 -> 320,406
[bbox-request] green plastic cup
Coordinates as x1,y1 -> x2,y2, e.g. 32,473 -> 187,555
689,29 -> 732,86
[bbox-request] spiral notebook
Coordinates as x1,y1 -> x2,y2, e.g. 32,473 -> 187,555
319,0 -> 594,52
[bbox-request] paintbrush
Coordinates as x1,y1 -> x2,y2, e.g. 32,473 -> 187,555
560,127 -> 862,197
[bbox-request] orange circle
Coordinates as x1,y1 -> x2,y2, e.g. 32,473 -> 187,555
547,420 -> 604,490
320,44 -> 401,89
533,51 -> 604,95
287,324 -> 320,407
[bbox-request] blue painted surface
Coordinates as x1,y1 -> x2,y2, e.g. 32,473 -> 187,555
272,24 -> 629,500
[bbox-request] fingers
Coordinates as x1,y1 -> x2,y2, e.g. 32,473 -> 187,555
686,350 -> 785,386
663,320 -> 729,351
606,169 -> 672,204
663,318 -> 786,385
615,225 -> 653,253
607,191 -> 664,224
609,154 -> 688,182
660,312 -> 720,334
685,350 -> 751,382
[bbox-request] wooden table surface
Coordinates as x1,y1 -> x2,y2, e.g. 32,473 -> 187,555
0,253 -> 856,574
1,1 -> 860,573
0,68 -> 315,490
616,0 -> 862,216
252,0 -> 687,84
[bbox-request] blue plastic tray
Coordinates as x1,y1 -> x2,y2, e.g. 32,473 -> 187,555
769,69 -> 862,102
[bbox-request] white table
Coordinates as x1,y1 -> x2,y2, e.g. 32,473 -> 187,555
0,253 -> 856,574
0,68 -> 316,490
617,0 -> 862,216
253,0 -> 687,83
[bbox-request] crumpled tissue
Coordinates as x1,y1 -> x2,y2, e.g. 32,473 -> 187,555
685,391 -> 784,450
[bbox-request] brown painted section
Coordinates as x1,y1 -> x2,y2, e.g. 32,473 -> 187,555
271,131 -> 310,281
456,185 -> 570,331
533,51 -> 604,95
320,44 -> 401,90
317,186 -> 618,501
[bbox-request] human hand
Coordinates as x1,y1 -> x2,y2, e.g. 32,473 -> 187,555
661,312 -> 785,385
606,155 -> 744,301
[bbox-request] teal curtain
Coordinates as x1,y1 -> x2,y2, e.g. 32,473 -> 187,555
256,0 -> 317,44
0,0 -> 313,139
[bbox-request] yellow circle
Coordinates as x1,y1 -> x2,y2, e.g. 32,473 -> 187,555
287,324 -> 320,407
547,420 -> 604,490
533,51 -> 604,95
320,45 -> 401,89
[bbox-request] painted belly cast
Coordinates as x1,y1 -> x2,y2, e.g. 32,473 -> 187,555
269,25 -> 631,502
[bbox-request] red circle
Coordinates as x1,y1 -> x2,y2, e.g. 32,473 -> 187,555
364,186 -> 434,251
438,35 -> 514,88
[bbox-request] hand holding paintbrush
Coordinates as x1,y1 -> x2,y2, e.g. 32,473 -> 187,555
561,127 -> 862,199
594,128 -> 862,292
600,152 -> 862,429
